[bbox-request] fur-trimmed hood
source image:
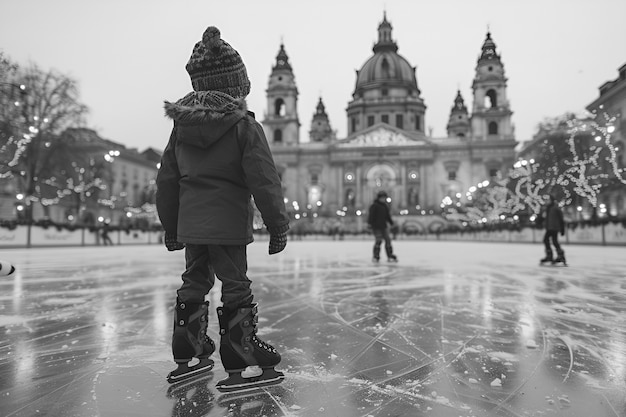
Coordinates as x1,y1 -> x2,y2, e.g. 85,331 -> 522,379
164,91 -> 248,148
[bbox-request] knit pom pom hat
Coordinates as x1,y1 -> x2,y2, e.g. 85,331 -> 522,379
185,26 -> 251,98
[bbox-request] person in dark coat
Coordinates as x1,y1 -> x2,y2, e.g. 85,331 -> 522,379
156,26 -> 289,388
367,190 -> 397,263
539,194 -> 566,265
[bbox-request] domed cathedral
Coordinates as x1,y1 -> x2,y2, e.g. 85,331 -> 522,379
263,14 -> 517,232
346,12 -> 427,136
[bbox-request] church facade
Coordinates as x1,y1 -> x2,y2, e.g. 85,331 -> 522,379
262,14 -> 517,232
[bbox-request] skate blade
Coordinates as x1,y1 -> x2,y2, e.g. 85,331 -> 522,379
167,358 -> 214,384
166,373 -> 212,398
216,368 -> 284,393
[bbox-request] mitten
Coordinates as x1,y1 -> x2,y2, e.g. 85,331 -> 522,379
268,224 -> 289,255
164,232 -> 185,251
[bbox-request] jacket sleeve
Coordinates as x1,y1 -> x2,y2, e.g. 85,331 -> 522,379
557,208 -> 565,234
239,119 -> 289,233
156,127 -> 181,236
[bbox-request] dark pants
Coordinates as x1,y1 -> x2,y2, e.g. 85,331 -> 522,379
373,228 -> 394,259
543,231 -> 563,258
177,244 -> 253,310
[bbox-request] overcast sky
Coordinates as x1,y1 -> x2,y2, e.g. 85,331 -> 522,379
1,0 -> 624,153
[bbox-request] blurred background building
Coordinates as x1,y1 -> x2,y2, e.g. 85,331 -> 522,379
263,14 -> 517,233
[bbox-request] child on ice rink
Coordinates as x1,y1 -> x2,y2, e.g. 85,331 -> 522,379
156,26 -> 289,392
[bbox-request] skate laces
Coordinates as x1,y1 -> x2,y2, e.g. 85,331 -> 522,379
252,334 -> 277,353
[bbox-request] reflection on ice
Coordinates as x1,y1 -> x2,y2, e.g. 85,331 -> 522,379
0,242 -> 625,416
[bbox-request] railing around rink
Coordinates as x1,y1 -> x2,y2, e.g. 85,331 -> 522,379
0,222 -> 624,248
0,224 -> 163,248
259,222 -> 626,246
431,222 -> 626,246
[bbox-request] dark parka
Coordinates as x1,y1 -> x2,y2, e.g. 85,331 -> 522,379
156,92 -> 289,245
542,202 -> 565,234
367,199 -> 393,230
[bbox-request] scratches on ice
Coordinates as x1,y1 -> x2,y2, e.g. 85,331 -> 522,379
1,241 -> 625,416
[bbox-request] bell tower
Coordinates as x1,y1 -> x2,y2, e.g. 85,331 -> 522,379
309,97 -> 334,143
263,43 -> 300,146
470,32 -> 514,141
447,90 -> 470,138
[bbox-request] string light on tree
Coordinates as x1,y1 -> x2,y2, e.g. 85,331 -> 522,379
558,118 -> 610,208
590,107 -> 624,185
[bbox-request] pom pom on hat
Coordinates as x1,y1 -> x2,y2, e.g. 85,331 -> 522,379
202,26 -> 222,51
186,26 -> 251,98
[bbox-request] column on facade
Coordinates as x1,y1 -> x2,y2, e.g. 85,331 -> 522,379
356,164 -> 363,208
400,164 -> 407,208
420,163 -> 428,209
337,164 -> 344,211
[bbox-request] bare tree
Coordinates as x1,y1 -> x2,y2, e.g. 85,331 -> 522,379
0,61 -> 89,221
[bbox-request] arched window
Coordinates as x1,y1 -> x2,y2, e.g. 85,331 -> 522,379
381,58 -> 391,78
345,188 -> 356,208
274,129 -> 282,143
274,98 -> 286,116
488,122 -> 498,135
485,89 -> 497,108
407,186 -> 419,207
307,185 -> 322,208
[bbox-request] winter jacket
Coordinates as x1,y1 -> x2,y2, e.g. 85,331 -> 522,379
542,202 -> 565,234
156,91 -> 289,245
367,200 -> 393,230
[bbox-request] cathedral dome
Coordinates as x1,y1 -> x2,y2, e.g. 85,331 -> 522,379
353,14 -> 419,96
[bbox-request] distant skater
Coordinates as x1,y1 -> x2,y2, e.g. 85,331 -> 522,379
156,26 -> 289,391
101,222 -> 113,246
367,191 -> 398,263
539,194 -> 566,266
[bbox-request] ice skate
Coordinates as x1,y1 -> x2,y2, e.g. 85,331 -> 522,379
388,255 -> 398,263
167,299 -> 216,384
552,253 -> 567,266
372,257 -> 380,264
539,256 -> 553,265
539,250 -> 553,265
216,303 -> 284,393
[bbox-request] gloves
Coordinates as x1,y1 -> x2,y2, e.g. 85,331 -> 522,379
164,232 -> 185,251
560,229 -> 565,236
268,224 -> 289,255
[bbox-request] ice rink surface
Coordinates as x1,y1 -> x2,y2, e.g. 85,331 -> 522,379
0,239 -> 625,417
